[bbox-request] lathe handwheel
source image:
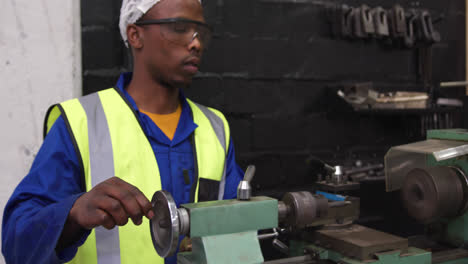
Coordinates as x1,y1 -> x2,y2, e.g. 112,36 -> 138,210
150,190 -> 180,258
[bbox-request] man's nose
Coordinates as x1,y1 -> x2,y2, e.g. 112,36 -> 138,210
188,32 -> 202,52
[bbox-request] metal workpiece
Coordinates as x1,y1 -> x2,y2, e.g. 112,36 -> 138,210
150,190 -> 181,258
401,166 -> 468,223
315,198 -> 359,227
237,165 -> 255,200
278,191 -> 360,229
280,191 -> 329,228
277,201 -> 289,222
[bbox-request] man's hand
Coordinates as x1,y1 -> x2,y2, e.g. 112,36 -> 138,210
57,177 -> 154,250
71,177 -> 154,229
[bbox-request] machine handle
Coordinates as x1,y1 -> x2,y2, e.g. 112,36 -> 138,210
272,238 -> 289,255
244,165 -> 256,182
258,228 -> 285,240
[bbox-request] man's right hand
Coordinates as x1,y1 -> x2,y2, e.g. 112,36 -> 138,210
57,177 -> 154,250
70,177 -> 154,229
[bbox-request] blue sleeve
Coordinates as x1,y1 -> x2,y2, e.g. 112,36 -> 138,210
222,137 -> 244,200
2,116 -> 90,264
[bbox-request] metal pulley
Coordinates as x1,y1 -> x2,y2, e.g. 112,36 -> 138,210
401,166 -> 468,223
150,190 -> 190,258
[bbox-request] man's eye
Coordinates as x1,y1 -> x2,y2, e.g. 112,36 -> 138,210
172,23 -> 190,33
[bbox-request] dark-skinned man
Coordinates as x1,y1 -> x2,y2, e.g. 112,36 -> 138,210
2,0 -> 244,263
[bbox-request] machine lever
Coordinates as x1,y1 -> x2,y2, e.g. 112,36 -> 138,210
306,157 -> 335,174
244,165 -> 256,182
272,238 -> 289,255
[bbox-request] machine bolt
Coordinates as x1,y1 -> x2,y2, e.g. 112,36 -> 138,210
237,165 -> 255,200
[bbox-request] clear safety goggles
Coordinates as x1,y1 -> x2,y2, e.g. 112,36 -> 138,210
135,17 -> 212,49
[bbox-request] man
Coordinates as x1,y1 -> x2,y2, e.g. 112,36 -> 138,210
2,0 -> 244,263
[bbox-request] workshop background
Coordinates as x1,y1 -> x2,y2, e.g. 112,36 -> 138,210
81,0 -> 466,193
81,0 -> 467,259
0,0 -> 466,262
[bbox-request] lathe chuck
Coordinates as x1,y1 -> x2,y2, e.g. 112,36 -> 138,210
281,191 -> 328,228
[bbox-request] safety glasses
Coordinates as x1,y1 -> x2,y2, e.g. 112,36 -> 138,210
135,18 -> 212,49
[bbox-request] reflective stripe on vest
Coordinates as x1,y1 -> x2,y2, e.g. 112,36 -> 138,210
44,88 -> 229,264
80,94 -> 120,264
187,100 -> 230,201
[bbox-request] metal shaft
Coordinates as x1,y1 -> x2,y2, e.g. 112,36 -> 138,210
440,81 -> 468,88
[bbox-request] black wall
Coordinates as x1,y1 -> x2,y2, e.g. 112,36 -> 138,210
81,0 -> 466,194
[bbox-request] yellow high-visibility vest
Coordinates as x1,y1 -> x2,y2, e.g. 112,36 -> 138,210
44,88 -> 230,264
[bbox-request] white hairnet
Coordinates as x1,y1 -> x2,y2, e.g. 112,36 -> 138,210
119,0 -> 202,45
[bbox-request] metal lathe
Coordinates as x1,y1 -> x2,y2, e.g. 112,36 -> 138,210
149,129 -> 468,264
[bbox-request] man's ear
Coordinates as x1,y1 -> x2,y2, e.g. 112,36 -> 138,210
127,24 -> 144,49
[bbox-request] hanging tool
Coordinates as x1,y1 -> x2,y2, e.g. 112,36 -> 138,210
418,10 -> 441,44
404,10 -> 417,48
352,7 -> 366,39
388,4 -> 406,39
329,4 -> 353,39
372,7 -> 389,38
340,4 -> 354,38
360,5 -> 375,36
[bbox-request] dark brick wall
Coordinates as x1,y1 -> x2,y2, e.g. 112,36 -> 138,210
81,0 -> 466,193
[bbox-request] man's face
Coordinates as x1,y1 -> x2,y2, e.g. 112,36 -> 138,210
136,0 -> 206,87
